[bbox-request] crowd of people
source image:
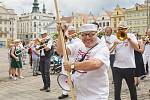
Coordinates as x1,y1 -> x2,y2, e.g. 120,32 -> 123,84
7,21 -> 150,100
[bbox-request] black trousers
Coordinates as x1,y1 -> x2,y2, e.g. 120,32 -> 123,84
40,56 -> 51,88
110,54 -> 115,81
113,67 -> 137,100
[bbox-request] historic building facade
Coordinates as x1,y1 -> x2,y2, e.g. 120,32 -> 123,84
0,2 -> 17,47
110,5 -> 125,33
96,10 -> 112,31
125,0 -> 150,36
17,0 -> 54,42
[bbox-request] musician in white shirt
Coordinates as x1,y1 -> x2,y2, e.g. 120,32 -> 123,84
58,26 -> 81,99
113,21 -> 138,100
38,31 -> 53,92
104,27 -> 119,83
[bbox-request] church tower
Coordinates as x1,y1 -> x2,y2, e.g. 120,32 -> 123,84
32,0 -> 39,13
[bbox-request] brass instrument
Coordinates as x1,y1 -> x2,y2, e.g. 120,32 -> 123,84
144,36 -> 150,42
36,38 -> 43,44
36,39 -> 49,51
116,30 -> 127,41
35,35 -> 54,51
141,36 -> 150,43
36,34 -> 52,44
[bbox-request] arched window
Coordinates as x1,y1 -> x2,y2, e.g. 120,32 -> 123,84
117,11 -> 119,15
102,17 -> 104,20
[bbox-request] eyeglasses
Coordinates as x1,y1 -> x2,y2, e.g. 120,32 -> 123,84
81,32 -> 96,37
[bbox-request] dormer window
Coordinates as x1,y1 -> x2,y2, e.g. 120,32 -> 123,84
117,11 -> 119,15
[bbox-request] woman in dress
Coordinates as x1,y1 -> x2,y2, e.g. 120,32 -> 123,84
10,39 -> 24,80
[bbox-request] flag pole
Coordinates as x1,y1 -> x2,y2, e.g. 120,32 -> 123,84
53,0 -> 76,100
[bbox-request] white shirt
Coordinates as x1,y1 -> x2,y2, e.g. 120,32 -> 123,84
61,37 -> 82,75
144,42 -> 150,55
66,37 -> 82,62
67,39 -> 110,100
104,34 -> 118,54
113,33 -> 138,69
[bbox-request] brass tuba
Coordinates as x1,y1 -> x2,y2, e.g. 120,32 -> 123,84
116,30 -> 127,41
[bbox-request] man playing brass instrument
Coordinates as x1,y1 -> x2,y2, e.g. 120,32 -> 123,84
38,31 -> 53,92
113,21 -> 139,100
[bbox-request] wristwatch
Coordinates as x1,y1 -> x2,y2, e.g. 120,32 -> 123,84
71,63 -> 75,70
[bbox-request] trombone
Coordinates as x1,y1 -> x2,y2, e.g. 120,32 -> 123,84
141,36 -> 150,43
144,36 -> 150,42
35,34 -> 53,50
116,30 -> 127,41
116,26 -> 132,41
37,34 -> 52,44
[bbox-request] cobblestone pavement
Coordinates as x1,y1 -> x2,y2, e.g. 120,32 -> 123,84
0,48 -> 150,100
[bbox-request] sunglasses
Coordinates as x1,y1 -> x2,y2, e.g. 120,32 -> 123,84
81,32 -> 96,37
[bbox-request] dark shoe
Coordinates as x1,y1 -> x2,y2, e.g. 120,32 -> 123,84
58,94 -> 69,99
45,87 -> 50,92
40,87 -> 46,91
140,75 -> 146,80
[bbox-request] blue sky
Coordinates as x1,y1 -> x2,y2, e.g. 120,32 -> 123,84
1,0 -> 146,16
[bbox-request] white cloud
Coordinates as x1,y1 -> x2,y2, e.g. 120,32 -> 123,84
1,0 -> 146,16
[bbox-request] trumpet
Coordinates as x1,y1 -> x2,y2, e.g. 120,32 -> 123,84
36,37 -> 52,51
36,35 -> 52,44
116,30 -> 127,41
35,43 -> 49,51
144,36 -> 150,42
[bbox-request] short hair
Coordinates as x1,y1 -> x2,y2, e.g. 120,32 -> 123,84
105,27 -> 112,32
